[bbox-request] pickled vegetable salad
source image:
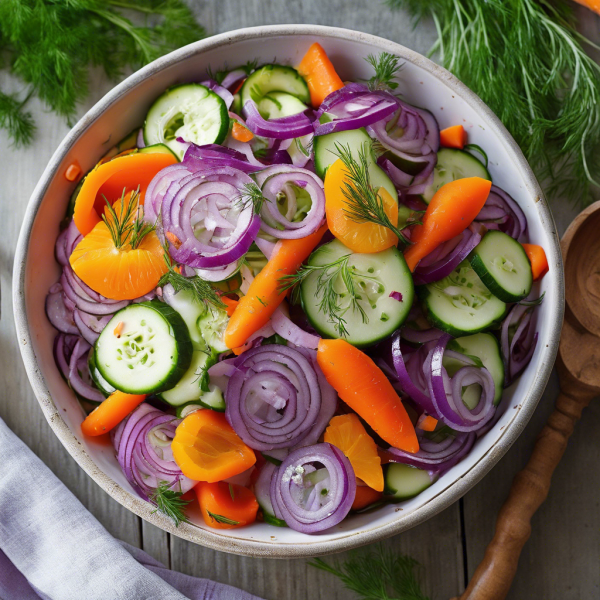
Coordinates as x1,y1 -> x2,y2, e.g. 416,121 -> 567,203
46,42 -> 549,533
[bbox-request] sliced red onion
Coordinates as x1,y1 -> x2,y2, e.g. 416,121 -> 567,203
254,236 -> 275,259
184,142 -> 264,174
73,309 -> 100,345
221,69 -> 247,91
377,149 -> 437,188
475,185 -> 527,241
201,79 -> 234,109
113,403 -> 197,500
426,334 -> 495,432
193,259 -> 243,282
413,224 -> 483,285
243,101 -> 314,140
137,128 -> 145,149
501,299 -> 540,385
271,306 -> 320,349
60,268 -> 129,315
53,333 -> 80,380
225,345 -> 323,450
389,291 -> 403,302
55,220 -> 82,266
162,167 -> 260,270
68,338 -> 104,402
270,443 -> 355,534
254,462 -> 281,519
46,286 -> 79,335
144,164 -> 191,224
387,430 -> 476,473
253,165 -> 325,239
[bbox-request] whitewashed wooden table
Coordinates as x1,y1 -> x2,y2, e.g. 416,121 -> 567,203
1,2 -> 599,598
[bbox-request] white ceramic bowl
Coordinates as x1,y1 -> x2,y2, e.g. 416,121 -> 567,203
13,25 -> 564,558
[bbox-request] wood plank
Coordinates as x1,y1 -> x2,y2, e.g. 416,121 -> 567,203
169,503 -> 464,599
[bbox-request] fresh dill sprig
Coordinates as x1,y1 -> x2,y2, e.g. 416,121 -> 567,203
309,544 -> 430,600
206,510 -> 240,526
239,182 -> 269,214
366,52 -> 402,91
334,142 -> 412,245
150,482 -> 191,527
279,253 -> 379,338
102,187 -> 155,250
387,0 -> 600,204
158,248 -> 226,310
0,0 -> 205,146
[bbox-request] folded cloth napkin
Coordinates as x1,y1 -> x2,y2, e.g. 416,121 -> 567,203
0,417 -> 262,600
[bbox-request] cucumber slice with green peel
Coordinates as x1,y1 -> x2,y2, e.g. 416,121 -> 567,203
420,148 -> 491,204
162,288 -> 207,349
446,333 -> 504,406
95,301 -> 193,395
418,261 -> 507,337
144,83 -> 229,159
256,92 -> 307,119
159,348 -> 217,406
300,239 -> 414,347
198,306 -> 230,353
468,231 -> 533,303
383,463 -> 434,501
313,127 -> 398,202
88,348 -> 115,398
138,143 -> 179,159
262,512 -> 288,527
173,383 -> 225,416
240,65 -> 310,107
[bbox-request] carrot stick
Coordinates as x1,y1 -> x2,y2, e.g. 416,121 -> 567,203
521,243 -> 549,280
297,43 -> 344,108
317,339 -> 419,453
440,125 -> 467,149
196,481 -> 259,529
221,296 -> 239,317
231,121 -> 253,143
404,177 -> 492,272
352,486 -> 383,511
74,152 -> 177,236
81,391 -> 146,437
224,224 -> 328,349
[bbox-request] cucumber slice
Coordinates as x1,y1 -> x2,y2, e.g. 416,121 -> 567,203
240,65 -> 310,107
447,333 -> 504,405
313,127 -> 398,202
468,231 -> 533,303
257,92 -> 307,119
139,143 -> 179,160
418,261 -> 507,336
420,148 -> 491,204
300,239 -> 414,347
383,463 -> 433,501
162,288 -> 207,349
159,349 -> 217,407
95,301 -> 193,395
144,84 -> 229,159
197,306 -> 230,353
88,348 -> 115,398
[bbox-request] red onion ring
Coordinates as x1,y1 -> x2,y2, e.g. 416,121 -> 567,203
201,79 -> 234,109
113,403 -> 197,500
271,306 -> 320,349
475,185 -> 527,241
46,285 -> 79,335
55,220 -> 82,267
225,344 -> 323,450
183,142 -> 265,174
220,69 -> 247,91
144,164 -> 191,224
253,165 -> 326,239
269,443 -> 355,534
501,300 -> 540,385
136,128 -> 145,149
68,338 -> 104,402
243,101 -> 314,140
53,333 -> 80,380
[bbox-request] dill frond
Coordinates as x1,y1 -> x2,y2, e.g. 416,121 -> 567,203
239,182 -> 269,214
150,482 -> 191,527
366,52 -> 402,91
206,510 -> 240,526
0,90 -> 35,147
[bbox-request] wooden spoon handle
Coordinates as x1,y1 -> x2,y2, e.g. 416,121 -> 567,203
451,388 -> 594,600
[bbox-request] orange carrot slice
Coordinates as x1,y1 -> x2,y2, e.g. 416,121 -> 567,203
297,43 -> 344,108
352,485 -> 383,511
521,243 -> 549,280
440,125 -> 467,149
81,391 -> 147,437
224,224 -> 328,349
231,121 -> 254,142
65,161 -> 82,182
317,339 -> 419,453
171,410 -> 256,482
325,158 -> 398,253
416,414 -> 438,432
404,177 -> 492,272
73,152 -> 177,236
221,296 -> 239,317
325,414 -> 384,491
196,481 -> 259,529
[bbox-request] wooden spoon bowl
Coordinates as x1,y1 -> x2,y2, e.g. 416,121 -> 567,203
454,200 -> 600,600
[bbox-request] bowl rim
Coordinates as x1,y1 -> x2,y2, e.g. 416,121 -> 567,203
13,23 -> 564,558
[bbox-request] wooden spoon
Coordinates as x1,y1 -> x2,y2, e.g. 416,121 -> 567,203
451,200 -> 600,600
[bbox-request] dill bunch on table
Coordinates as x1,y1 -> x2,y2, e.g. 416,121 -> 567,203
388,0 -> 600,204
0,0 -> 205,147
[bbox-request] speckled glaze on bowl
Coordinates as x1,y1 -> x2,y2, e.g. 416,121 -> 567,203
13,25 -> 564,558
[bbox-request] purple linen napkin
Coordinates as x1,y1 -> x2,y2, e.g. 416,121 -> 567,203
0,417 -> 262,600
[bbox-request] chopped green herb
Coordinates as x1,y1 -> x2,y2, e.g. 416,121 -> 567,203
365,52 -> 402,91
207,510 -> 240,526
150,482 -> 191,527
